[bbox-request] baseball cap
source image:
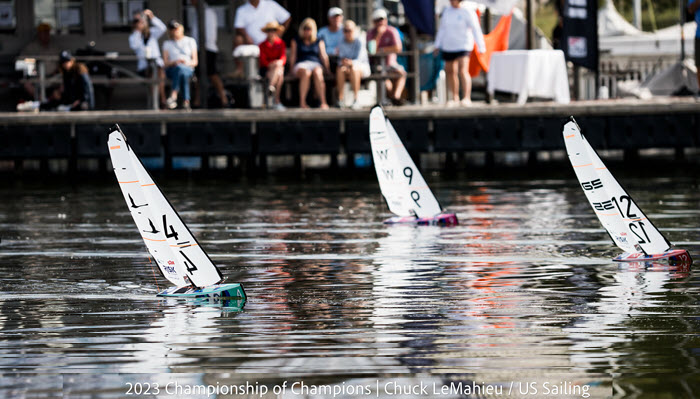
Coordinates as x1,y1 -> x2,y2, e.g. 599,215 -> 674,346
328,7 -> 343,17
372,9 -> 387,21
59,50 -> 73,63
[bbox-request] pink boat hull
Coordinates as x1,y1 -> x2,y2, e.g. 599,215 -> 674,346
383,213 -> 458,226
613,249 -> 692,265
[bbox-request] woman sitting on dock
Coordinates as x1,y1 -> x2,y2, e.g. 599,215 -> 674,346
336,20 -> 370,110
57,50 -> 94,111
162,20 -> 198,110
289,18 -> 330,109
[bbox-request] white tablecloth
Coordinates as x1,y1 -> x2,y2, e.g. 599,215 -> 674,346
487,50 -> 570,104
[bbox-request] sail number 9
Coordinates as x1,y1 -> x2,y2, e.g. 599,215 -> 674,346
411,191 -> 421,207
403,167 -> 413,185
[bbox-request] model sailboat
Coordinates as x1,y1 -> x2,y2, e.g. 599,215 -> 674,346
369,106 -> 458,225
108,124 -> 246,299
563,117 -> 692,265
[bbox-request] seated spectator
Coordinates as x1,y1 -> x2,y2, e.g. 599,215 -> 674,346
162,20 -> 198,110
129,9 -> 167,108
434,0 -> 485,106
318,7 -> 344,56
57,50 -> 94,111
233,0 -> 291,76
367,9 -> 406,106
259,21 -> 287,110
336,20 -> 370,109
289,18 -> 330,109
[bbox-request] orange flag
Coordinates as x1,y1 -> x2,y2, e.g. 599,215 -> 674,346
469,12 -> 512,77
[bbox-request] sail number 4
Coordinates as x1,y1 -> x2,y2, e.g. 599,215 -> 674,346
162,214 -> 198,274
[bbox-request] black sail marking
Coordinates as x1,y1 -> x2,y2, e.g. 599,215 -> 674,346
142,218 -> 159,234
128,193 -> 147,208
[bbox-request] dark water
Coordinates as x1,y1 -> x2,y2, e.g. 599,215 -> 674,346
1,169 -> 699,398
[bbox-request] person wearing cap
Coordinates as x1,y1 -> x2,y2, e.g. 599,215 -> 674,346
129,9 -> 167,108
187,0 -> 229,108
233,0 -> 291,76
162,20 -> 198,110
367,9 -> 406,106
434,0 -> 485,106
336,20 -> 370,109
258,21 -> 287,110
57,50 -> 94,111
289,18 -> 330,109
318,7 -> 344,56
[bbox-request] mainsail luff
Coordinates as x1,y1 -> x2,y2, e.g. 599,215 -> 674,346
369,106 -> 442,219
563,119 -> 671,255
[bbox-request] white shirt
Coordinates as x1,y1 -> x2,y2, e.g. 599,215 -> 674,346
435,6 -> 486,53
186,5 -> 218,53
234,0 -> 290,45
128,16 -> 166,71
162,36 -> 198,69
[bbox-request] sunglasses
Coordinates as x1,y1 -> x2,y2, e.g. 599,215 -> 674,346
343,29 -> 352,33
303,26 -> 312,31
373,18 -> 385,22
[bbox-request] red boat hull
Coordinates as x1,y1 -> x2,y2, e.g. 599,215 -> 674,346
383,213 -> 458,226
613,249 -> 692,265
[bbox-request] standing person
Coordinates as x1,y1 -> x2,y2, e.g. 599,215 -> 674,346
689,0 -> 700,91
318,7 -> 344,56
259,21 -> 287,110
233,0 -> 291,76
289,18 -> 330,109
162,20 -> 198,110
434,0 -> 486,106
336,20 -> 370,109
57,50 -> 94,111
187,0 -> 229,107
129,9 -> 167,108
367,9 -> 406,106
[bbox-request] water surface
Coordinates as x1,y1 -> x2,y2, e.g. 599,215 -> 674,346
1,169 -> 699,397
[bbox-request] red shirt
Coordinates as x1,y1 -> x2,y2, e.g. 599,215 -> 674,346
259,37 -> 286,68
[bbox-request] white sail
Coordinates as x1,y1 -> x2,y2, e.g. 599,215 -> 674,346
369,106 -> 442,218
108,126 -> 223,288
563,120 -> 671,255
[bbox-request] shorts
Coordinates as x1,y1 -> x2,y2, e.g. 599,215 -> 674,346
338,60 -> 371,78
293,60 -> 322,74
194,50 -> 219,77
441,50 -> 469,61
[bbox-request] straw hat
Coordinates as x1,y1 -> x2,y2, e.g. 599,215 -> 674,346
261,21 -> 284,33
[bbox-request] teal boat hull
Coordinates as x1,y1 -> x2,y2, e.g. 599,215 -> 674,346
157,283 -> 246,300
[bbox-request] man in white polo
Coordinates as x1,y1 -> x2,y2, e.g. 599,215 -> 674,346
233,0 -> 291,76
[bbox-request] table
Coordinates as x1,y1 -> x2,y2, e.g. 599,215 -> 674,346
487,50 -> 570,104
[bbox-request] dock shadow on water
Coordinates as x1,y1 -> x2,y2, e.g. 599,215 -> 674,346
0,172 -> 698,397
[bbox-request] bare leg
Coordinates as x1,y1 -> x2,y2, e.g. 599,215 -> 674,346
336,66 -> 347,104
269,64 -> 284,103
157,68 -> 167,106
312,67 -> 328,109
350,67 -> 361,99
209,73 -> 227,106
392,72 -> 406,101
458,56 -> 471,105
445,59 -> 457,102
297,68 -> 312,108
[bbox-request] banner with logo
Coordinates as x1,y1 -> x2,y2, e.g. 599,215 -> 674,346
561,0 -> 598,71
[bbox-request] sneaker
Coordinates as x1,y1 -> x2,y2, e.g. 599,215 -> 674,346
350,101 -> 362,110
166,97 -> 177,109
182,100 -> 191,111
390,97 -> 405,106
273,102 -> 286,111
460,98 -> 472,106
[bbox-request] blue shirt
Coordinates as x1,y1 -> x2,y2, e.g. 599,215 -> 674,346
318,26 -> 343,55
689,0 -> 700,37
